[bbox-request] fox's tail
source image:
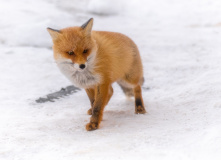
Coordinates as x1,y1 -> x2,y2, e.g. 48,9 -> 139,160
118,85 -> 134,97
118,77 -> 144,97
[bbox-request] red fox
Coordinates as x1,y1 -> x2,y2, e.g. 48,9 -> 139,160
47,18 -> 146,131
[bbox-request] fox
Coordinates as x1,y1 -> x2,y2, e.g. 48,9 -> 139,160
47,18 -> 146,131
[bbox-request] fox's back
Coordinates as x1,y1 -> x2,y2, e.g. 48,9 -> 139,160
91,31 -> 143,82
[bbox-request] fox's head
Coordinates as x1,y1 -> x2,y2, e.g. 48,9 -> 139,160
47,18 -> 97,71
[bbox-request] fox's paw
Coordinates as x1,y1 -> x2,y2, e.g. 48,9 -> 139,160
87,108 -> 92,115
135,106 -> 146,114
86,122 -> 99,131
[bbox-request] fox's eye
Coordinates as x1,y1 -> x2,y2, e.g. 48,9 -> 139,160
83,49 -> 88,54
67,51 -> 74,55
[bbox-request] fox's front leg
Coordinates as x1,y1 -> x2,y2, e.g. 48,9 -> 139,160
85,88 -> 95,115
86,84 -> 109,131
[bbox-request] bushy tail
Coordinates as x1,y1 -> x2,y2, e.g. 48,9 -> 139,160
118,77 -> 144,97
118,84 -> 134,97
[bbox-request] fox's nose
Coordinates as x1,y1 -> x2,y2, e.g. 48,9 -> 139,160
79,64 -> 86,69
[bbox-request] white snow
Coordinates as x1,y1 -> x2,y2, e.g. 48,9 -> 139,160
1,0 -> 221,159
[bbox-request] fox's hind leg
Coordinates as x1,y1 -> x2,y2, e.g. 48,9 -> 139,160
134,85 -> 146,114
118,76 -> 146,114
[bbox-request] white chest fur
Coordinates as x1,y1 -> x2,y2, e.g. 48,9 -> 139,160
55,54 -> 101,88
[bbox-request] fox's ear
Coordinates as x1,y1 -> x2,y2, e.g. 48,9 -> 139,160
47,27 -> 61,40
81,18 -> 93,36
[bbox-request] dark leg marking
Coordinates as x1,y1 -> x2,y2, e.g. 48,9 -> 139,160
135,98 -> 146,114
135,98 -> 143,107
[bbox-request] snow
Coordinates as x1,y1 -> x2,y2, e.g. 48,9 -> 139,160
1,0 -> 221,159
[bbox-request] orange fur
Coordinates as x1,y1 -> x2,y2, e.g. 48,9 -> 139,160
47,18 -> 146,131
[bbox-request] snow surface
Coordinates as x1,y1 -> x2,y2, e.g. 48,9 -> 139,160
1,0 -> 221,159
